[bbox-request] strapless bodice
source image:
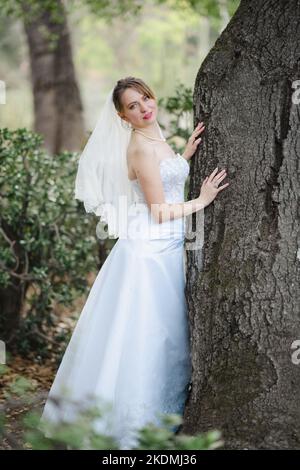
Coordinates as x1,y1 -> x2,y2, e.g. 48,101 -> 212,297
130,153 -> 189,204
125,153 -> 190,240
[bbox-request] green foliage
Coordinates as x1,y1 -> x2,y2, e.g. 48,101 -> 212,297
0,0 -> 240,21
159,81 -> 193,201
19,405 -> 222,450
0,365 -> 223,450
0,0 -> 144,23
0,0 -> 64,23
155,0 -> 240,19
82,0 -> 143,21
28,408 -> 223,450
159,81 -> 193,145
0,128 -> 100,358
4,375 -> 35,398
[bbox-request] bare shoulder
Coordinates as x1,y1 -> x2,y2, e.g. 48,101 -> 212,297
127,139 -> 159,170
126,136 -> 166,212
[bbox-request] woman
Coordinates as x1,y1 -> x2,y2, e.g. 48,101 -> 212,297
41,77 -> 229,449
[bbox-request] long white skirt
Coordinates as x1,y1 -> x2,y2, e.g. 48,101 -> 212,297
41,212 -> 192,449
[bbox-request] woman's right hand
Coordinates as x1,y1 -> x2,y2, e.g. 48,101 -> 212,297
198,167 -> 229,208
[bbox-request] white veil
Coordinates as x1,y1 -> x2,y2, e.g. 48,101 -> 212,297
74,86 -> 140,239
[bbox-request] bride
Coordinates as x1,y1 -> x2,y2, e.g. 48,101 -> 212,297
41,77 -> 229,449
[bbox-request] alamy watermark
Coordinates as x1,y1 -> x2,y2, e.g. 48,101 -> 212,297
0,340 -> 6,364
95,197 -> 205,251
292,80 -> 300,105
0,80 -> 6,104
291,340 -> 300,365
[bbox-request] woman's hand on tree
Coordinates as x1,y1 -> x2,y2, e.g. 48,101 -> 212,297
198,167 -> 229,208
182,121 -> 205,161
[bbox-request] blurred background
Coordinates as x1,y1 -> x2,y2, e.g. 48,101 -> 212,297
0,0 -> 239,134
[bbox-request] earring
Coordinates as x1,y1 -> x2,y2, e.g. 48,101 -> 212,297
121,120 -> 133,131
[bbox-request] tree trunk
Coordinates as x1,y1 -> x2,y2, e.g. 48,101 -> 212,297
0,284 -> 24,344
23,1 -> 85,154
182,0 -> 300,449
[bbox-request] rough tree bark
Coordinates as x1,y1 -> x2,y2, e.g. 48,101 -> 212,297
23,1 -> 85,154
182,0 -> 300,449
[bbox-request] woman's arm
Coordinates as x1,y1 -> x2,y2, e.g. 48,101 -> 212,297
151,198 -> 205,224
131,145 -> 228,225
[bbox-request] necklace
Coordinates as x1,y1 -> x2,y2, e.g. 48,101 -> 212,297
133,129 -> 166,142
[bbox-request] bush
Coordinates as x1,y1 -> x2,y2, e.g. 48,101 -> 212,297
0,128 -> 104,359
0,364 -> 223,451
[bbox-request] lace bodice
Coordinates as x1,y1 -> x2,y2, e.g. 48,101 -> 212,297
130,153 -> 190,204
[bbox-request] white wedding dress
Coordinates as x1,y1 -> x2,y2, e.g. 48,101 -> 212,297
41,153 -> 192,449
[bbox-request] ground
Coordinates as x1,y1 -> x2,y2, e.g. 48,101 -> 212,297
0,354 -> 58,449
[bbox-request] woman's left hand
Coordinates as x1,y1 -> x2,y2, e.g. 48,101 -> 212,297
182,121 -> 205,161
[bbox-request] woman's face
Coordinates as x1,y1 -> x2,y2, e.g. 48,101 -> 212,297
118,88 -> 157,128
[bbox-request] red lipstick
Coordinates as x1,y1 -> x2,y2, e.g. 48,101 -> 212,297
143,112 -> 152,120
